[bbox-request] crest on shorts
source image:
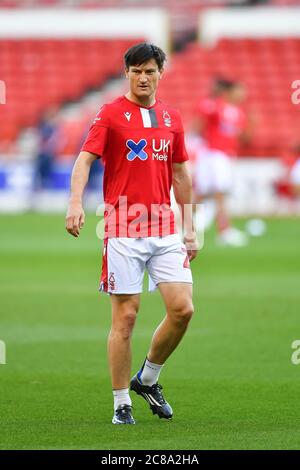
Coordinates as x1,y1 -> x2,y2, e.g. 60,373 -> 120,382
109,272 -> 116,290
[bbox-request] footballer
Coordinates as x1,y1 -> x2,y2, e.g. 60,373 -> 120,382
193,78 -> 251,246
66,43 -> 198,424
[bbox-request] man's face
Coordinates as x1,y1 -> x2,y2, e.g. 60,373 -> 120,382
229,84 -> 246,104
125,59 -> 163,100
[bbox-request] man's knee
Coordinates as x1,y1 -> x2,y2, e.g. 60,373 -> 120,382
123,310 -> 137,332
111,296 -> 139,340
168,301 -> 194,327
111,310 -> 138,341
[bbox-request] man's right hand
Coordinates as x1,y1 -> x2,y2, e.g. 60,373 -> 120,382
65,202 -> 85,238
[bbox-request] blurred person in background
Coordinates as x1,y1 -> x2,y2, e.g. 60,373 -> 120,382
290,145 -> 300,199
192,78 -> 253,247
33,106 -> 64,190
274,145 -> 299,213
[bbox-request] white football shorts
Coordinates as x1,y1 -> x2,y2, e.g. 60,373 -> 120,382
291,158 -> 300,186
194,148 -> 233,196
99,234 -> 193,295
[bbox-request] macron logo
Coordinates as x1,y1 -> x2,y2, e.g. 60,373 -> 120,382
126,139 -> 148,161
124,112 -> 131,122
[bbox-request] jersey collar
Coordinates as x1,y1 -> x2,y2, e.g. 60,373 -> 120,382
123,95 -> 157,110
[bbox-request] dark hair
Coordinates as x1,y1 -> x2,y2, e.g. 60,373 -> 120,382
124,42 -> 166,71
214,78 -> 237,92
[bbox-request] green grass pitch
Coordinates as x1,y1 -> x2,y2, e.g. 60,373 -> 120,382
0,214 -> 299,450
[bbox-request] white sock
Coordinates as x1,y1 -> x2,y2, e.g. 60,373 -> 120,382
113,388 -> 131,411
138,358 -> 164,386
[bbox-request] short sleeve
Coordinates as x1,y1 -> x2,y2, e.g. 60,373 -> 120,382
81,105 -> 110,158
172,112 -> 189,163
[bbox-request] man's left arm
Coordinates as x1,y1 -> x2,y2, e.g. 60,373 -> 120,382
172,161 -> 199,261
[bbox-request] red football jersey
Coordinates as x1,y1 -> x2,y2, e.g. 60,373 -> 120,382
81,95 -> 188,237
197,97 -> 246,156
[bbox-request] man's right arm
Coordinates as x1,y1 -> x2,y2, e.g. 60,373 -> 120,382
65,151 -> 98,238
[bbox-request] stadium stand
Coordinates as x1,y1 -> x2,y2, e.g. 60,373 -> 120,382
0,38 -> 142,149
0,3 -> 299,215
2,1 -> 297,50
158,38 -> 300,157
1,34 -> 300,158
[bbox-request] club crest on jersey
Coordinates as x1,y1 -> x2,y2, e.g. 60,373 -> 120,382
163,110 -> 172,127
126,139 -> 148,161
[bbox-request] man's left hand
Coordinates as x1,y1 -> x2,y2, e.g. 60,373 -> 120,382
183,232 -> 199,262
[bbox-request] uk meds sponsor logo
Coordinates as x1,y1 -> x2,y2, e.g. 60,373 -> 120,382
126,139 -> 170,162
126,139 -> 148,161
